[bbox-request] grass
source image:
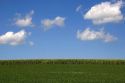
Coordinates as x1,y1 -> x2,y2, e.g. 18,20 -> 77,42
0,59 -> 125,83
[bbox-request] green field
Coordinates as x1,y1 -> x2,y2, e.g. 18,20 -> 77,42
0,59 -> 125,83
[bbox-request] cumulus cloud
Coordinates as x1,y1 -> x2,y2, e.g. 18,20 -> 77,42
15,10 -> 34,27
29,41 -> 34,46
0,30 -> 27,45
77,28 -> 117,42
41,16 -> 65,30
76,5 -> 82,12
84,1 -> 123,24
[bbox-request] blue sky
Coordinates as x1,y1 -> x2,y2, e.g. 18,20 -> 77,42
0,0 -> 125,60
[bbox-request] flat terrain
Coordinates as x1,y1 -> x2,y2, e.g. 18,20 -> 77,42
0,59 -> 125,83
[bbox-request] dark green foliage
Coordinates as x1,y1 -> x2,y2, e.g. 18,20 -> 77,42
0,59 -> 125,65
0,59 -> 125,83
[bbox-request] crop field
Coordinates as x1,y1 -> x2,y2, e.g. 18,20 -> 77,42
0,59 -> 125,83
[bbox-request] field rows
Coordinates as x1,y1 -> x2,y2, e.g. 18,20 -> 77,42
0,59 -> 125,65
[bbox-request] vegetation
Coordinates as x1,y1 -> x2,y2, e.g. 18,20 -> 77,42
0,59 -> 125,83
1,59 -> 125,65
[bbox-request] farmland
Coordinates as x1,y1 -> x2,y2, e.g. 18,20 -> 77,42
0,59 -> 125,83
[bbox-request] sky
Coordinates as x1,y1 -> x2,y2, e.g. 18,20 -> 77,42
0,0 -> 125,60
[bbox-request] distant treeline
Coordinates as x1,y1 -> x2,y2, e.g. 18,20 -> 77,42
0,59 -> 125,65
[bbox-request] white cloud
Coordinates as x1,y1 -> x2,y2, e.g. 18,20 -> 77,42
15,10 -> 34,27
77,28 -> 117,42
41,16 -> 65,30
76,5 -> 82,12
84,1 -> 123,24
29,41 -> 34,46
0,30 -> 27,45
